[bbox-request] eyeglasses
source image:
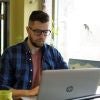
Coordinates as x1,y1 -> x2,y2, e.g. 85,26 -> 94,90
29,27 -> 51,36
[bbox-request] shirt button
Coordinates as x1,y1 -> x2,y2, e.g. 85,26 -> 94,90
30,69 -> 32,71
29,80 -> 32,83
29,58 -> 31,61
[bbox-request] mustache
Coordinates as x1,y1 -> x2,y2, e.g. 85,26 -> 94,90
36,38 -> 45,42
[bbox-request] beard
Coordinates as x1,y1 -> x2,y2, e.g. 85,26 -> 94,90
29,36 -> 45,48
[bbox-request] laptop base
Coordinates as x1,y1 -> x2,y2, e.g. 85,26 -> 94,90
66,94 -> 100,100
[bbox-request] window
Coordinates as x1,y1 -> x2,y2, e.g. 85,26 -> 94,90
55,0 -> 100,62
0,0 -> 9,55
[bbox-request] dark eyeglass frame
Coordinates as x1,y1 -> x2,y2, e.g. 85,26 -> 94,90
29,27 -> 51,36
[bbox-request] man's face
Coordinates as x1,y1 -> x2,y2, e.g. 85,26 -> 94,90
27,21 -> 50,48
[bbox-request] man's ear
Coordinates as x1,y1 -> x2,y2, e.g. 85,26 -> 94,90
26,26 -> 29,32
26,26 -> 30,36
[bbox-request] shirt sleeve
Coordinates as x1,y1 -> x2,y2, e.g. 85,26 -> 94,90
0,49 -> 15,89
55,49 -> 68,69
42,45 -> 69,70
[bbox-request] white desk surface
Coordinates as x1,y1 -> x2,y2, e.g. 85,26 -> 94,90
96,86 -> 100,94
21,86 -> 100,100
21,96 -> 37,100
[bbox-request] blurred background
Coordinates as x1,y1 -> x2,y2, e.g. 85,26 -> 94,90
1,0 -> 100,63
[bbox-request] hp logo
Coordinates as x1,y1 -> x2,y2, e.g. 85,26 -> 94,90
66,85 -> 74,93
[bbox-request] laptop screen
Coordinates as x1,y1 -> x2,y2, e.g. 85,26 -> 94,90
68,58 -> 100,69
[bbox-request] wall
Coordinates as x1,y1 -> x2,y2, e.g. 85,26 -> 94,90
9,0 -> 42,46
10,0 -> 24,45
24,0 -> 42,38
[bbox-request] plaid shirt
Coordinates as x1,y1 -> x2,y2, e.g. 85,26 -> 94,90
0,38 -> 68,89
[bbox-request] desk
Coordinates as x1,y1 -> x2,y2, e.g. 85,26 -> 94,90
21,96 -> 37,100
96,86 -> 100,94
94,86 -> 100,100
21,86 -> 100,100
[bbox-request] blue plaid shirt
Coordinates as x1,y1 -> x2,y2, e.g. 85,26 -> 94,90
0,38 -> 68,90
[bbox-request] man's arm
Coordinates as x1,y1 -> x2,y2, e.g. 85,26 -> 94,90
10,86 -> 39,99
11,86 -> 39,97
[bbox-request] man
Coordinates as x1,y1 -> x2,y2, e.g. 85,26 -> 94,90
0,10 -> 68,98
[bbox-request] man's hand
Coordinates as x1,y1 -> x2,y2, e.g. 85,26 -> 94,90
11,86 -> 40,98
29,86 -> 39,96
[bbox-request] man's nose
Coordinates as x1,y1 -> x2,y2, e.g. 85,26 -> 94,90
39,32 -> 46,37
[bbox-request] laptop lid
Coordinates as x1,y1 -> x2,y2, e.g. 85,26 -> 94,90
37,68 -> 100,100
68,58 -> 100,69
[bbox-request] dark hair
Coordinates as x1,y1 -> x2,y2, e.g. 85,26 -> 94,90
29,10 -> 49,23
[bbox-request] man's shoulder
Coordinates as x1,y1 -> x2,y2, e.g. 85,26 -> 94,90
7,42 -> 24,50
43,44 -> 60,55
6,38 -> 28,51
3,41 -> 25,54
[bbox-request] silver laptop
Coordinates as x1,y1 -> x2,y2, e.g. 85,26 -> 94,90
37,68 -> 100,100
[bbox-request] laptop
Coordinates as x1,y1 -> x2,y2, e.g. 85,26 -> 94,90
68,58 -> 100,69
37,68 -> 100,100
